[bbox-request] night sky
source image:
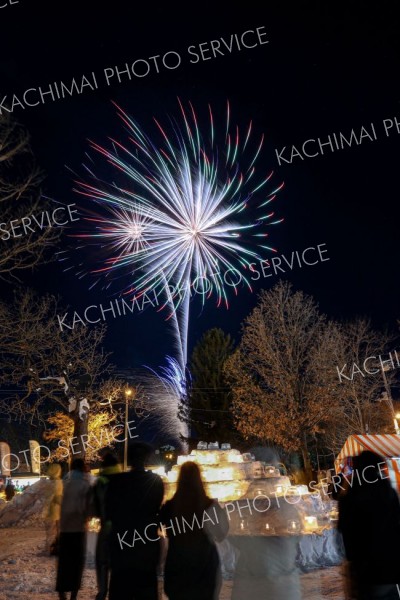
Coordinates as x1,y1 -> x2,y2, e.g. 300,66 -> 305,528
1,1 -> 400,370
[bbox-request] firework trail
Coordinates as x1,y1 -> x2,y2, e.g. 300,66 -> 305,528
67,99 -> 284,366
138,357 -> 190,448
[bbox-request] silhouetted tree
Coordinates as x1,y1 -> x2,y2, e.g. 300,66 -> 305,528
180,328 -> 237,444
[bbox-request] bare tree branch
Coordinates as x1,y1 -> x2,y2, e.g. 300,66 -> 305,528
0,114 -> 60,279
0,290 -> 112,421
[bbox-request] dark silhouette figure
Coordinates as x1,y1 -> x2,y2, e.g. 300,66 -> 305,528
56,458 -> 90,600
338,450 -> 400,599
91,451 -> 121,600
5,481 -> 15,501
160,461 -> 229,600
105,442 -> 164,600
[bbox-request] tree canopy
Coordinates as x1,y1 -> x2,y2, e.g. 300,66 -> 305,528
180,327 -> 237,444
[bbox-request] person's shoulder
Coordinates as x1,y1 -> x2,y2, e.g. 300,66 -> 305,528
129,469 -> 163,482
75,476 -> 91,491
208,498 -> 228,516
134,470 -> 163,490
106,470 -> 122,481
162,498 -> 173,509
160,499 -> 173,518
96,472 -> 120,486
204,497 -> 216,510
146,470 -> 163,483
107,472 -> 129,489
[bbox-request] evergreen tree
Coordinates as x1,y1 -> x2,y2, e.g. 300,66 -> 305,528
180,328 -> 236,444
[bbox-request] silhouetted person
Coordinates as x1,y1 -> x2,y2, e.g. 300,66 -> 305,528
160,461 -> 229,600
91,451 -> 121,600
339,450 -> 400,599
5,481 -> 15,501
56,458 -> 90,600
105,442 -> 164,600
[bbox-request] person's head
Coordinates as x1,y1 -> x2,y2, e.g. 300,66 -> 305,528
128,442 -> 154,469
353,451 -> 389,487
47,463 -> 62,480
101,451 -> 119,469
70,458 -> 86,472
173,461 -> 209,515
176,461 -> 204,490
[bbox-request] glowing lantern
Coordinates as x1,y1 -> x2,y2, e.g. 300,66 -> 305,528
303,516 -> 318,532
287,520 -> 301,534
265,523 -> 275,534
239,519 -> 249,531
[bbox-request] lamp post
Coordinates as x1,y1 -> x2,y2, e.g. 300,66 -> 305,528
380,365 -> 399,435
124,388 -> 133,471
395,413 -> 400,436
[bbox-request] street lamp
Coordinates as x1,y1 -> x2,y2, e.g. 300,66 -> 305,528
124,388 -> 133,471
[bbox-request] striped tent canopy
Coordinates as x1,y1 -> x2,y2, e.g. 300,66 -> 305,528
335,434 -> 400,491
336,434 -> 400,466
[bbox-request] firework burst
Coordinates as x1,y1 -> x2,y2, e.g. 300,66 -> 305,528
61,100 -> 284,429
68,100 -> 284,316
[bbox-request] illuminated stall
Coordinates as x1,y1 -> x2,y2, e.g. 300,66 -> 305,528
335,434 -> 400,492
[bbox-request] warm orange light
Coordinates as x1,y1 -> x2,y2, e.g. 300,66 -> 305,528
167,446 -> 294,503
303,515 -> 318,531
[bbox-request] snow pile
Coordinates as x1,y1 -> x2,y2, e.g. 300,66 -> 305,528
0,480 -> 49,528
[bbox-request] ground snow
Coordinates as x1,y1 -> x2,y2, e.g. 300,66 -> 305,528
0,526 -> 346,599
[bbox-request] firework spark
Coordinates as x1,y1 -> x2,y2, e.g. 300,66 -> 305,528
69,100 -> 284,314
138,357 -> 190,448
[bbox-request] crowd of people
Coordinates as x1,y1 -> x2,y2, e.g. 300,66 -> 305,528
44,442 -> 229,600
41,443 -> 400,600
